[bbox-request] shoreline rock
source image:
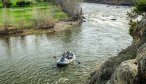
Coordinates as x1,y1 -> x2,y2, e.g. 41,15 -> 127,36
107,59 -> 138,84
88,44 -> 137,84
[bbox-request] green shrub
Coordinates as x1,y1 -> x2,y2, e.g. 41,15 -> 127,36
53,8 -> 68,20
129,20 -> 138,36
0,0 -> 2,7
134,0 -> 146,13
128,0 -> 146,37
16,1 -> 32,7
3,2 -> 12,8
54,11 -> 68,19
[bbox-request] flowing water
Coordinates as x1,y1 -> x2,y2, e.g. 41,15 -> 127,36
0,3 -> 132,84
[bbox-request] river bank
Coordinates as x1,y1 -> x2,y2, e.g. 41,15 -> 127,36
84,0 -> 133,6
0,20 -> 80,37
0,1 -> 81,37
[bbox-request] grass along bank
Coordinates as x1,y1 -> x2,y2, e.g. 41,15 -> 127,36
0,2 -> 71,36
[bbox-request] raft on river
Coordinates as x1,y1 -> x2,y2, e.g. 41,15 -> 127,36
57,51 -> 75,66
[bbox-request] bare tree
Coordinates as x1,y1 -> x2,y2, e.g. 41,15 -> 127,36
2,8 -> 9,31
59,0 -> 82,20
49,0 -> 82,22
32,5 -> 54,29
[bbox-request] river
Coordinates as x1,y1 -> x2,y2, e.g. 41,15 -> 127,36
0,3 -> 132,84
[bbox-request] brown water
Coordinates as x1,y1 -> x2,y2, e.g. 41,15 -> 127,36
0,3 -> 132,84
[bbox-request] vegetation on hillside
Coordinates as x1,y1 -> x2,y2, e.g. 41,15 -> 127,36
128,0 -> 146,36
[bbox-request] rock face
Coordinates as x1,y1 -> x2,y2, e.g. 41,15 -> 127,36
107,60 -> 138,84
84,0 -> 133,6
88,44 -> 137,84
135,43 -> 146,84
88,15 -> 146,84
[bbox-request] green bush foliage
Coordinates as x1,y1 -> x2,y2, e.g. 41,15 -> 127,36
129,19 -> 138,36
134,0 -> 146,13
16,1 -> 32,7
128,0 -> 146,36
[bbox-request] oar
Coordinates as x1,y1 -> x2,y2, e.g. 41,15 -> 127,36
53,56 -> 57,58
76,60 -> 81,64
53,55 -> 61,59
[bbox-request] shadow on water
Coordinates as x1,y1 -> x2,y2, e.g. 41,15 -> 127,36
57,64 -> 69,68
62,30 -> 73,43
19,36 -> 27,48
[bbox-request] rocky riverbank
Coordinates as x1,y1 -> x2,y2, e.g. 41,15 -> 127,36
84,0 -> 133,6
88,15 -> 146,84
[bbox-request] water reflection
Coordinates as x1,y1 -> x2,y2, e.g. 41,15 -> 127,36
0,37 -> 11,59
62,30 -> 73,43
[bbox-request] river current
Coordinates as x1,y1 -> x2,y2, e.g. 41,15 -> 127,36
0,3 -> 132,84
